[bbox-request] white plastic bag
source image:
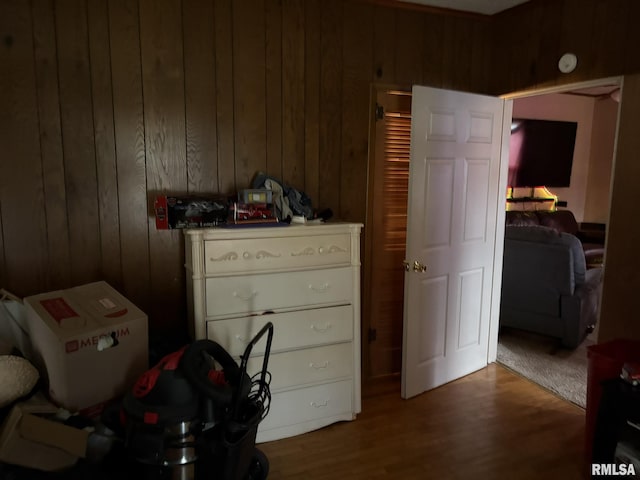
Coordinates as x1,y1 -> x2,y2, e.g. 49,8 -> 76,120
0,289 -> 33,360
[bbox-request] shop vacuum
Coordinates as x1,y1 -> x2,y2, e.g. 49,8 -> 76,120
120,322 -> 273,480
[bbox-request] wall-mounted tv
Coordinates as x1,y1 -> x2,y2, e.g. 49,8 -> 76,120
508,118 -> 578,188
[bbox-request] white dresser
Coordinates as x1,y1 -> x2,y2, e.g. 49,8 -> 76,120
183,223 -> 362,442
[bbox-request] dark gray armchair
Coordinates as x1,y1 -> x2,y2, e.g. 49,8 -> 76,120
499,225 -> 603,348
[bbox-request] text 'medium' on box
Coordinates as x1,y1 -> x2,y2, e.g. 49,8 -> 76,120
24,281 -> 148,416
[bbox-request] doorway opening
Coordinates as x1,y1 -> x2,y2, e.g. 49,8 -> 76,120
363,78 -> 622,400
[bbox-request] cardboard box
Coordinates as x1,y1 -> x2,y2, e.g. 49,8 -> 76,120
24,281 -> 148,414
0,396 -> 88,471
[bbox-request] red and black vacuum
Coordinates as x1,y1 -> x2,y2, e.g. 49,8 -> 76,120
120,322 -> 273,480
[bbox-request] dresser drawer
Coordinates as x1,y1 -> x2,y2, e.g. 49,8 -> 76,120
204,267 -> 352,318
259,379 -> 353,432
204,234 -> 351,275
245,343 -> 353,391
206,306 -> 353,355
186,223 -> 362,442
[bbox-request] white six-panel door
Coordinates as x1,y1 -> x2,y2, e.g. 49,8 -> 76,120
401,85 -> 510,399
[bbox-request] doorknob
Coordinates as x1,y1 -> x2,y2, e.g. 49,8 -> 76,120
402,260 -> 427,272
412,260 -> 427,273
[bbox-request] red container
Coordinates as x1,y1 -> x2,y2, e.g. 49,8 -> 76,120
585,339 -> 640,473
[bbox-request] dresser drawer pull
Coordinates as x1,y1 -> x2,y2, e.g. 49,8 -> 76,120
256,250 -> 281,259
234,334 -> 255,344
319,245 -> 347,255
310,400 -> 329,408
240,250 -> 281,260
309,361 -> 329,369
308,282 -> 330,293
233,290 -> 257,301
291,247 -> 315,257
310,323 -> 332,333
210,252 -> 238,262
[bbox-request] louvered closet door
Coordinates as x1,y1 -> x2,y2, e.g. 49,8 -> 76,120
367,91 -> 411,377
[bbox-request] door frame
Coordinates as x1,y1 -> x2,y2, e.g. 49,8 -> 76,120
363,76 -> 623,381
489,75 -> 623,361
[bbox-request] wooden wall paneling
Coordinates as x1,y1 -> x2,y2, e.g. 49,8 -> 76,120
341,1 -> 373,222
282,0 -> 306,190
492,0 -> 600,92
590,1 -> 627,77
31,0 -> 71,290
304,0 -> 320,207
486,8 -> 513,94
0,0 -> 49,296
265,0 -> 283,181
491,1 -> 564,95
518,2 -> 557,90
533,1 -> 563,89
500,9 -> 534,91
214,0 -> 236,194
87,0 -> 122,291
394,8 -> 423,87
108,0 -> 150,314
488,1 -> 562,95
469,19 -> 491,94
446,16 -> 473,92
55,0 -> 101,286
232,0 -> 267,190
489,0 -> 567,95
557,0 -> 596,84
0,204 -> 5,289
624,1 -> 640,74
139,0 -> 188,333
183,0 -> 219,194
423,13 -> 445,88
317,0 -> 343,214
437,14 -> 457,90
372,5 -> 397,85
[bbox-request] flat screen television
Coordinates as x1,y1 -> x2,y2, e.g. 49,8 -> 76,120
508,118 -> 578,187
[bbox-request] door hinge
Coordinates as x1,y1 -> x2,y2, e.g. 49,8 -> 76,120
368,327 -> 377,343
375,103 -> 384,121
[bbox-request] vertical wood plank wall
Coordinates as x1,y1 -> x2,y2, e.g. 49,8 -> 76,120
488,0 -> 640,95
0,0 -> 490,335
1,0 -> 640,340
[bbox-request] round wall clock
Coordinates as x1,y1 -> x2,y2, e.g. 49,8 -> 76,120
558,53 -> 578,73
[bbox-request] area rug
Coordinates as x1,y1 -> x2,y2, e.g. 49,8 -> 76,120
496,328 -> 593,408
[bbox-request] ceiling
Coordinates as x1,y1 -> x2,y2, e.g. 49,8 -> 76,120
397,0 -> 530,15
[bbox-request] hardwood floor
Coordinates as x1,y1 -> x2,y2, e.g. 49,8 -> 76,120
259,364 -> 586,479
